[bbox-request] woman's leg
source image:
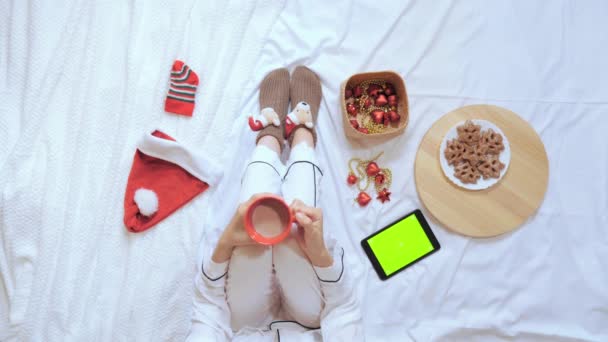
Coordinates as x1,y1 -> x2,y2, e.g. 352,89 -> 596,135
226,142 -> 282,330
226,69 -> 289,331
274,66 -> 325,327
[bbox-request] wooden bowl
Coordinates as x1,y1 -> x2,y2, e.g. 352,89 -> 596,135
340,71 -> 409,140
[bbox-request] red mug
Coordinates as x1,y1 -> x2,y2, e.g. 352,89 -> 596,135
244,195 -> 294,245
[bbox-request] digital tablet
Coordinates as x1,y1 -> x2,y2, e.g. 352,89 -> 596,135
361,209 -> 440,280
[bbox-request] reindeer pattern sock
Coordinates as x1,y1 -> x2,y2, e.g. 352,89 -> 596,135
285,66 -> 322,146
249,68 -> 290,150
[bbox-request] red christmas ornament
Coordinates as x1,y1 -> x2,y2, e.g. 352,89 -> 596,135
347,152 -> 391,208
366,162 -> 380,176
349,119 -> 359,129
384,83 -> 395,96
345,87 -> 353,99
364,98 -> 372,108
375,173 -> 385,185
353,86 -> 364,98
371,110 -> 384,124
375,94 -> 388,106
367,84 -> 383,98
347,173 -> 358,185
356,191 -> 372,206
346,103 -> 357,116
387,94 -> 398,107
358,127 -> 369,134
377,188 -> 391,203
388,110 -> 400,122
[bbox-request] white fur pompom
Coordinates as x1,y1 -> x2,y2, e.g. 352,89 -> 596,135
134,188 -> 158,217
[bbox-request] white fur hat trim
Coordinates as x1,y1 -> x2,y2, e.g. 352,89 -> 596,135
134,188 -> 159,217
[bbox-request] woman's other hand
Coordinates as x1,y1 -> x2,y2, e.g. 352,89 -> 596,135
290,200 -> 333,267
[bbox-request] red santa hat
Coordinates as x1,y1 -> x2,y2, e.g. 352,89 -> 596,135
123,130 -> 222,233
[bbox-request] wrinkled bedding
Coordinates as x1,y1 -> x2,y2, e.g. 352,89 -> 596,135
2,0 -> 607,341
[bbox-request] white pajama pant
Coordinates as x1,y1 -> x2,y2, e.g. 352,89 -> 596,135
227,143 -> 324,331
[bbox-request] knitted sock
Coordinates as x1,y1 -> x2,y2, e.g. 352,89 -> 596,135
249,68 -> 290,150
164,60 -> 199,116
285,66 -> 322,147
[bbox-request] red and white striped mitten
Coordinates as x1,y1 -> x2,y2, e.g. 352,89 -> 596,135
164,60 -> 199,116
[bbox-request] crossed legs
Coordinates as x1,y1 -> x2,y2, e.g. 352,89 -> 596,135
226,129 -> 323,330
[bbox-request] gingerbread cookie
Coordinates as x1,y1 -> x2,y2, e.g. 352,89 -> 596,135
444,138 -> 466,166
454,161 -> 481,184
480,128 -> 504,155
478,155 -> 505,179
457,120 -> 481,146
462,144 -> 487,166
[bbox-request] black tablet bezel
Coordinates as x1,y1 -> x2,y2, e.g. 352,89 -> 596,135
361,209 -> 440,280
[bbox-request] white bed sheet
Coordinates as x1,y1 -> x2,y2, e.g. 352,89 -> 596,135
2,0 -> 608,341
0,0 -> 285,340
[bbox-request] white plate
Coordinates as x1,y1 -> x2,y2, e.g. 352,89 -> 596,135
439,119 -> 511,191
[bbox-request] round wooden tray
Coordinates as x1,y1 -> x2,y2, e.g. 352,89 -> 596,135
415,104 -> 549,237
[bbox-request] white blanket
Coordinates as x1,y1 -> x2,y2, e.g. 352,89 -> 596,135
2,0 -> 608,341
0,0 -> 284,340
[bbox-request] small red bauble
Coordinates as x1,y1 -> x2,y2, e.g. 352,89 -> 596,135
371,110 -> 384,124
377,188 -> 391,203
346,103 -> 357,116
387,95 -> 398,107
347,173 -> 358,185
388,110 -> 400,122
384,83 -> 394,96
353,86 -> 364,98
375,173 -> 385,185
345,87 -> 353,99
364,98 -> 372,108
367,84 -> 383,98
375,94 -> 388,106
366,162 -> 381,176
349,119 -> 359,129
358,127 -> 369,134
356,191 -> 372,206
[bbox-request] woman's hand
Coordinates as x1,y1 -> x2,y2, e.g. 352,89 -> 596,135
291,200 -> 333,267
211,194 -> 266,263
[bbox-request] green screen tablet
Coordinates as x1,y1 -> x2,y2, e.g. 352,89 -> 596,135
361,209 -> 440,280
